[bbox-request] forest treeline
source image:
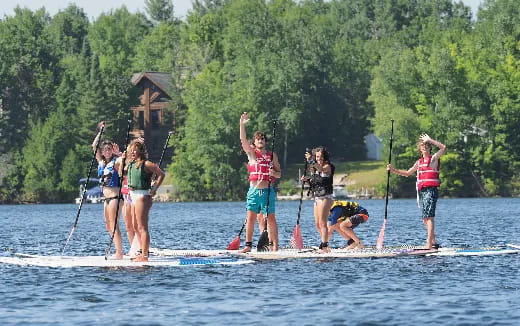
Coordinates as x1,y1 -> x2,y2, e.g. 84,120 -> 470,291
1,0 -> 519,203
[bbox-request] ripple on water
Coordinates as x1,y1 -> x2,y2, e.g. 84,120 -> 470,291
1,200 -> 520,325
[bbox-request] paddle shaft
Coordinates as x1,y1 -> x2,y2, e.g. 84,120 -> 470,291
236,219 -> 247,236
150,131 -> 173,182
383,120 -> 395,220
296,159 -> 309,225
62,125 -> 105,255
158,131 -> 173,169
105,120 -> 133,259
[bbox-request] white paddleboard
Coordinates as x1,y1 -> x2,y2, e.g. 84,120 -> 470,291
427,245 -> 520,256
0,253 -> 253,268
231,247 -> 439,260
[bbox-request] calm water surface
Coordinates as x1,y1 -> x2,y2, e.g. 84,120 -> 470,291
1,198 -> 519,325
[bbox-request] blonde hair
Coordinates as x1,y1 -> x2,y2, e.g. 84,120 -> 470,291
128,139 -> 149,167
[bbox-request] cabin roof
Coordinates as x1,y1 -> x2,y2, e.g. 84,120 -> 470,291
131,72 -> 172,97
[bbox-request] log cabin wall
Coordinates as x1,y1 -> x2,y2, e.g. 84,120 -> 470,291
130,72 -> 173,165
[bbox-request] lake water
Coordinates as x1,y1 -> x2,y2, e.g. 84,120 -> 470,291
1,198 -> 519,325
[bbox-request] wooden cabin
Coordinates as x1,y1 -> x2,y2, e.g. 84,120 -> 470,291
130,72 -> 173,164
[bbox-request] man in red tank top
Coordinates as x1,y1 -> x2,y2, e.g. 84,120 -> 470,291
387,133 -> 446,249
239,112 -> 282,252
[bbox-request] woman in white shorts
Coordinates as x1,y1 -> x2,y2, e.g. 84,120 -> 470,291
126,140 -> 165,262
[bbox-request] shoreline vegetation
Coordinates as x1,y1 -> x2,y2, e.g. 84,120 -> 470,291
2,1 -> 520,204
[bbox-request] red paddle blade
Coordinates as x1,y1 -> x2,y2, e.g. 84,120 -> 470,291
227,236 -> 241,250
376,219 -> 387,249
290,224 -> 304,250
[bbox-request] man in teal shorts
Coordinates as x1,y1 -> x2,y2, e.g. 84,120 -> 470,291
239,112 -> 282,252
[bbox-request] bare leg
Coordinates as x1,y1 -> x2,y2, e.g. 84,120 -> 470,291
132,195 -> 152,262
339,220 -> 363,250
123,199 -> 135,245
423,217 -> 435,249
240,210 -> 256,253
128,204 -> 142,256
105,199 -> 123,259
266,213 -> 278,251
256,213 -> 265,232
314,198 -> 332,252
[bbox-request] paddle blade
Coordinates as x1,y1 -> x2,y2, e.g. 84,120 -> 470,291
290,224 -> 304,250
226,236 -> 241,250
376,219 -> 387,249
257,230 -> 269,252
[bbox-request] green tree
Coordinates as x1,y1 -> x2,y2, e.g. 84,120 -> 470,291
145,0 -> 176,25
88,7 -> 152,136
0,7 -> 57,152
45,4 -> 89,56
132,22 -> 180,72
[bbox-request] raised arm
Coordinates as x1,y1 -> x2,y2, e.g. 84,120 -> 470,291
92,121 -> 105,162
240,112 -> 254,154
420,133 -> 446,158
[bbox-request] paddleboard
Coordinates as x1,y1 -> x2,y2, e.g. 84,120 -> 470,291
0,254 -> 253,268
231,247 -> 439,260
150,248 -> 233,257
427,245 -> 520,256
60,244 -> 517,261
228,244 -> 520,260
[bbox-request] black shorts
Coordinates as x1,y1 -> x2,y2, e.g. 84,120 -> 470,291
347,214 -> 367,228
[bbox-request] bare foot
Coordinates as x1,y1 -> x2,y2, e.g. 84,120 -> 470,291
318,247 -> 331,253
239,246 -> 251,253
131,255 -> 148,262
356,242 -> 364,250
344,242 -> 359,250
112,253 -> 123,260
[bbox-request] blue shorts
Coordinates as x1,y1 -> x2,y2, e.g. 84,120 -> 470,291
419,187 -> 438,219
328,206 -> 368,228
246,186 -> 276,214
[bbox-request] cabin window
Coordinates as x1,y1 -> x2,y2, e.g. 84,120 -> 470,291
151,110 -> 161,128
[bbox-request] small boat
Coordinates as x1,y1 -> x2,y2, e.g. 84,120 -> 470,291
333,186 -> 350,200
75,178 -> 103,204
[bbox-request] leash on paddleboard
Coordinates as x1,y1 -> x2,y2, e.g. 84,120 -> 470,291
62,124 -> 105,255
376,119 -> 394,249
105,120 -> 132,260
257,119 -> 278,252
290,152 -> 309,250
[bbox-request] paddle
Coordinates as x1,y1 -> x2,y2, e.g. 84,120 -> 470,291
290,155 -> 309,250
61,124 -> 105,255
157,131 -> 173,170
226,218 -> 246,250
256,119 -> 278,252
104,120 -> 133,260
376,119 -> 394,249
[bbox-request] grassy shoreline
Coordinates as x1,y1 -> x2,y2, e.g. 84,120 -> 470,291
279,160 -> 386,198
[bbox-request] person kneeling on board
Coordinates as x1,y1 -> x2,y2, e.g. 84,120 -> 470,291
327,200 -> 369,250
